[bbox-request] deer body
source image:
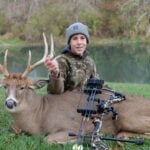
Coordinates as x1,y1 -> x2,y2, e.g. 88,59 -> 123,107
3,77 -> 150,143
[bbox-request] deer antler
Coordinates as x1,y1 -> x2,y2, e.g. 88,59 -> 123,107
50,34 -> 54,58
0,49 -> 9,76
22,32 -> 49,78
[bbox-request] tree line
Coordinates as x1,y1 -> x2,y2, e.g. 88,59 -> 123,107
0,0 -> 150,42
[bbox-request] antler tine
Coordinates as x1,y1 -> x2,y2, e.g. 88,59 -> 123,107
50,34 -> 54,58
0,50 -> 9,76
22,32 -> 48,78
27,50 -> 31,66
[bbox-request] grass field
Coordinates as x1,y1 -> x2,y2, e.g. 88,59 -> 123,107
0,82 -> 150,150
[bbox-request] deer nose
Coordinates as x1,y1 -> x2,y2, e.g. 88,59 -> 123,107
5,99 -> 17,109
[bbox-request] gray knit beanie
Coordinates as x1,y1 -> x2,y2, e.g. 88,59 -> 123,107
66,22 -> 90,44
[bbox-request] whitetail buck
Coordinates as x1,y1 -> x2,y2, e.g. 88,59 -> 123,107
0,33 -> 150,144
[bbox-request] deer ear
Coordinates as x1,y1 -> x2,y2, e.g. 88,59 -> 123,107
30,79 -> 49,89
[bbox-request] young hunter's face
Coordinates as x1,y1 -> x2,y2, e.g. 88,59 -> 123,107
70,34 -> 87,56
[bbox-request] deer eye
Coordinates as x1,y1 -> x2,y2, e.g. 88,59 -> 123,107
3,85 -> 7,89
20,87 -> 25,90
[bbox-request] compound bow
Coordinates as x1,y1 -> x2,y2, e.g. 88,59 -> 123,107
69,77 -> 144,150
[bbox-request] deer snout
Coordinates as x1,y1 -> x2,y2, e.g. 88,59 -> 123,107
5,99 -> 17,109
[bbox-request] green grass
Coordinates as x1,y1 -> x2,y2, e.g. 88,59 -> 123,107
107,82 -> 150,99
0,83 -> 150,150
0,38 -> 24,45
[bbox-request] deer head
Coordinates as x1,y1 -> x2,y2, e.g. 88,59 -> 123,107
0,33 -> 54,112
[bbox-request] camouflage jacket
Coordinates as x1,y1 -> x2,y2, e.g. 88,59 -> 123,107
47,49 -> 97,94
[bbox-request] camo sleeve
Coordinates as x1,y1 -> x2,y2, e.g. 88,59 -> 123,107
47,55 -> 69,94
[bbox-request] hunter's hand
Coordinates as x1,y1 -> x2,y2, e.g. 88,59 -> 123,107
44,55 -> 59,78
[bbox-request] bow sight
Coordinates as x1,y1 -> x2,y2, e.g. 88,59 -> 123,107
69,77 -> 144,150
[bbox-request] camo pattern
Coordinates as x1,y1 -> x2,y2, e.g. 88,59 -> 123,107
47,52 -> 97,94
